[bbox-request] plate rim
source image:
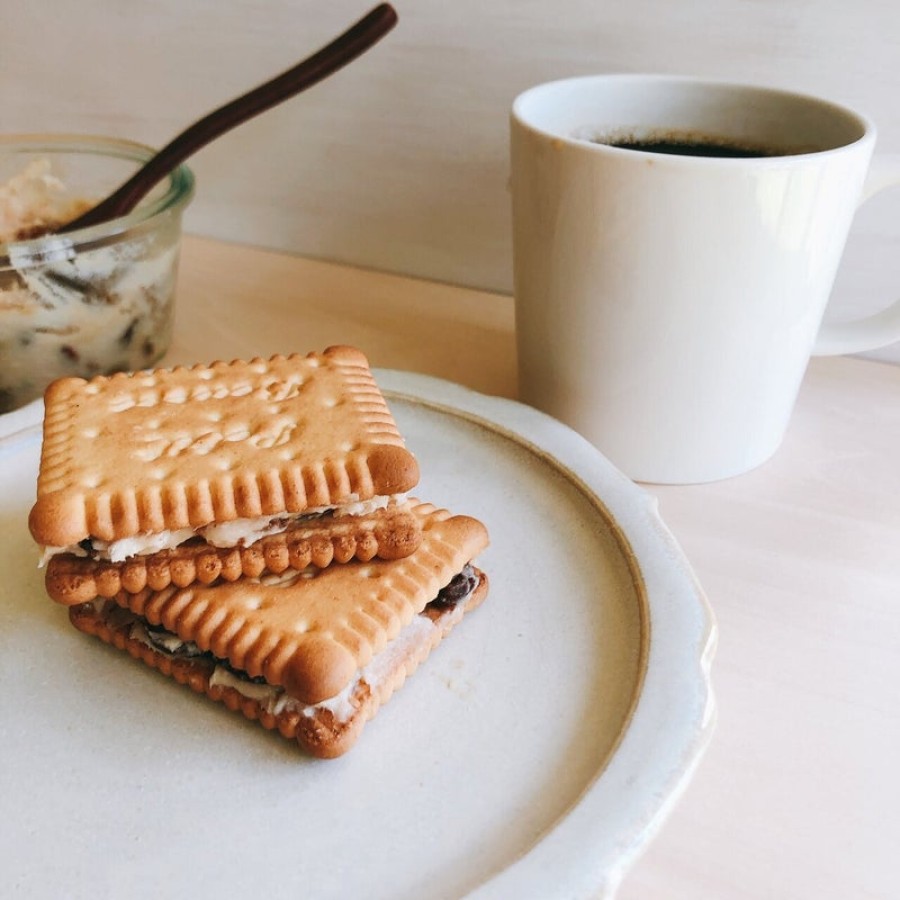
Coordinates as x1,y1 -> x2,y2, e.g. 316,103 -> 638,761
376,368 -> 717,899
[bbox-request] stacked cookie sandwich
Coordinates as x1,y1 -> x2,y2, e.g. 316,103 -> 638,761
29,345 -> 489,758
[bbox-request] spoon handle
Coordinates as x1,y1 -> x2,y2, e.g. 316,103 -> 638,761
60,3 -> 398,233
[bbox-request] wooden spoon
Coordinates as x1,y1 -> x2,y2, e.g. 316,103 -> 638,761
59,3 -> 398,234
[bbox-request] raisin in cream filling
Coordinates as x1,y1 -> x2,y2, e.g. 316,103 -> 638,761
120,564 -> 478,724
40,494 -> 405,566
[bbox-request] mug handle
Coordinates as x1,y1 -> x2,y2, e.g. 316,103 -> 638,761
813,153 -> 900,356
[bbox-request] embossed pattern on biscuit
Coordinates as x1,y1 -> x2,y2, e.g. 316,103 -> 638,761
108,503 -> 489,705
29,346 -> 419,547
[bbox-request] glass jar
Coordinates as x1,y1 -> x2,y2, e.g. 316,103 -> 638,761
0,134 -> 194,413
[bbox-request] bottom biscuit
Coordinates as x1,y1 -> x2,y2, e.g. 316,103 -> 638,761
68,568 -> 489,758
46,502 -> 424,606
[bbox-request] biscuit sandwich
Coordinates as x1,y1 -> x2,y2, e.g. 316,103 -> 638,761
30,346 -> 422,605
68,501 -> 489,758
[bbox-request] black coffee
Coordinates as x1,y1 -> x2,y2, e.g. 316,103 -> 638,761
603,136 -> 779,158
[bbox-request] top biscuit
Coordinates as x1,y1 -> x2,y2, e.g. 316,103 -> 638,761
29,346 -> 419,548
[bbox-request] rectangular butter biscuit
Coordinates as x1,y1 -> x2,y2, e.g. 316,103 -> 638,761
70,567 -> 488,758
29,346 -> 421,597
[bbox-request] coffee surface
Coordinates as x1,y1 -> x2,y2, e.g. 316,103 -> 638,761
602,136 -> 779,158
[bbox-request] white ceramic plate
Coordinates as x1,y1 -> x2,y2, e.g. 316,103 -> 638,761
0,372 -> 715,899
0,395 -> 42,449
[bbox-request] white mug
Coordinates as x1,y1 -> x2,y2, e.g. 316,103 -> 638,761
510,75 -> 900,483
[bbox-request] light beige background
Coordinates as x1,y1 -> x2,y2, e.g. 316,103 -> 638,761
4,0 -> 899,362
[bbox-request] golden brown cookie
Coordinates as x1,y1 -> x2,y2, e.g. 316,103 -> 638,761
69,570 -> 488,759
44,500 -> 423,605
29,345 -> 419,548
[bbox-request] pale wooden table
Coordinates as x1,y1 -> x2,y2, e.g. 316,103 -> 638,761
172,235 -> 899,900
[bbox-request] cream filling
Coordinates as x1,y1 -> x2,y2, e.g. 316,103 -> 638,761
128,618 -> 203,656
40,494 -> 403,566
